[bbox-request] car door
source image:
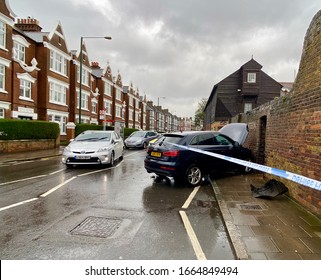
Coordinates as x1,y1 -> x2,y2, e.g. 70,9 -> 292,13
112,132 -> 123,159
190,133 -> 233,171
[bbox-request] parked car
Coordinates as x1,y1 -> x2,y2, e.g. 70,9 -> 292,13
144,123 -> 253,186
62,130 -> 124,167
124,130 -> 159,149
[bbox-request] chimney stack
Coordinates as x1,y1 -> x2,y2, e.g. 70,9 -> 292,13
15,17 -> 42,32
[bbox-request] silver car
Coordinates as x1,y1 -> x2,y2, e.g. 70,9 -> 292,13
62,130 -> 124,167
124,130 -> 158,149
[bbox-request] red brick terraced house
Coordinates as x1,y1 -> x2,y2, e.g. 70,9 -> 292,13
0,0 -> 15,119
0,0 -> 180,137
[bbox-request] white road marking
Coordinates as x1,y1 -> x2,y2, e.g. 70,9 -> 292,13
40,176 -> 77,197
0,174 -> 47,186
179,210 -> 207,260
181,186 -> 200,209
0,198 -> 39,212
49,169 -> 65,175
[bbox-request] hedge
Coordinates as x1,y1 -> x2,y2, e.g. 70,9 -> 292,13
0,119 -> 60,140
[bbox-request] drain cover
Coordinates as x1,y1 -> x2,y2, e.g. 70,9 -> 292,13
70,216 -> 122,238
239,204 -> 263,211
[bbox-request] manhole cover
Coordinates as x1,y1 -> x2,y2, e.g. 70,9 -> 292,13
70,216 -> 122,238
238,204 -> 263,211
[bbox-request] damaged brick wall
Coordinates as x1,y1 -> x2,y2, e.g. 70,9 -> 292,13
231,10 -> 321,216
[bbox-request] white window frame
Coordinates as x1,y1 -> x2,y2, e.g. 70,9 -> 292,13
0,64 -> 5,91
77,66 -> 89,86
116,88 -> 122,101
247,73 -> 256,83
0,21 -> 6,49
17,73 -> 36,102
13,42 -> 25,62
104,100 -> 112,116
91,101 -> 97,114
104,81 -> 112,96
115,104 -> 121,118
50,50 -> 67,76
48,77 -> 68,106
19,79 -> 32,100
48,112 -> 67,135
244,103 -> 253,113
129,109 -> 133,121
77,90 -> 90,110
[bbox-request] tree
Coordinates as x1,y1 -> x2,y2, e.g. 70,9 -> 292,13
194,98 -> 207,129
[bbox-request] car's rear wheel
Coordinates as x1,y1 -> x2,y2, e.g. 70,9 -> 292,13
186,164 -> 202,186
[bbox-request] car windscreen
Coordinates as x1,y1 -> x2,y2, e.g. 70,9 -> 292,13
75,132 -> 111,141
130,131 -> 146,137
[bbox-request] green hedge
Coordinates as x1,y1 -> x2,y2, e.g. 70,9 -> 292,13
0,119 -> 60,140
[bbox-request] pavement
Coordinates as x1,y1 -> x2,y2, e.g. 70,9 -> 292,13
1,148 -> 321,260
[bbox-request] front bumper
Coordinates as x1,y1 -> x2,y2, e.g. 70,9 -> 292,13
62,151 -> 111,165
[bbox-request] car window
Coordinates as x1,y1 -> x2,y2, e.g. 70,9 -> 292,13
76,131 -> 111,141
189,134 -> 216,145
131,131 -> 145,137
215,135 -> 232,145
161,135 -> 184,144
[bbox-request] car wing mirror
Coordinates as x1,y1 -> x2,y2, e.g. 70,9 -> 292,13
234,141 -> 240,147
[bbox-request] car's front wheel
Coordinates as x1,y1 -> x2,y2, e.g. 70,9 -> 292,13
186,164 -> 202,186
109,152 -> 115,167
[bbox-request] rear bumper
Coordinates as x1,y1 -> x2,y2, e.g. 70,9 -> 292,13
144,158 -> 180,178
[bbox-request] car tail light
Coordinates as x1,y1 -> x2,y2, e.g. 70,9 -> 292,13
162,150 -> 180,157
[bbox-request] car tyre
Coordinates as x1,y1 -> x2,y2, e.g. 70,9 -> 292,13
109,152 -> 115,167
143,142 -> 148,149
186,164 -> 202,187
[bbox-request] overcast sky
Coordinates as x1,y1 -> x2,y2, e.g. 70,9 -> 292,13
8,0 -> 321,118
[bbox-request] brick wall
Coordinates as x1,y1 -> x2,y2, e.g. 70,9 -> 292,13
0,139 -> 58,153
231,10 -> 321,216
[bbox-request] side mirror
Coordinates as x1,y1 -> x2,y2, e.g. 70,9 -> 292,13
234,142 -> 240,147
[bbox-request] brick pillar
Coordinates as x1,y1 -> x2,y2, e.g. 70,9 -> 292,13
66,122 -> 76,142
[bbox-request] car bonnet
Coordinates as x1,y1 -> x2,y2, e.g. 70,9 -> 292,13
219,123 -> 249,145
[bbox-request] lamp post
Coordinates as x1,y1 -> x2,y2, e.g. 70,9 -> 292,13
78,36 -> 112,124
157,96 -> 165,106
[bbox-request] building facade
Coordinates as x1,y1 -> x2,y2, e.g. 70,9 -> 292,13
0,0 -> 185,137
204,58 -> 283,130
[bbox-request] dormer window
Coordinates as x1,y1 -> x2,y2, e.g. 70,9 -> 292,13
247,73 -> 256,83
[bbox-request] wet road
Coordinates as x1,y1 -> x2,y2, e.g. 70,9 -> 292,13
0,149 -> 234,260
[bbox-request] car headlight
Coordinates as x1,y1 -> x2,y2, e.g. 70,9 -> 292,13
135,140 -> 143,144
64,146 -> 71,152
97,147 -> 110,152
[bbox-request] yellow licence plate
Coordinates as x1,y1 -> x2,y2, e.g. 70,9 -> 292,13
151,151 -> 162,157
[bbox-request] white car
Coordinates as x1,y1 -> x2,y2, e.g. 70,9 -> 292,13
62,130 -> 124,167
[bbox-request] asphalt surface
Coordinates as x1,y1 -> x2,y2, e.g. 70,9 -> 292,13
1,148 -> 321,260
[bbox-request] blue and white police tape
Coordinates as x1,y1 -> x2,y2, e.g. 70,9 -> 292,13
173,144 -> 321,191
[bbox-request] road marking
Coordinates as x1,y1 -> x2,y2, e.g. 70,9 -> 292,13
0,174 -> 47,186
40,176 -> 77,197
181,186 -> 200,209
179,210 -> 207,260
49,169 -> 65,175
0,198 -> 39,212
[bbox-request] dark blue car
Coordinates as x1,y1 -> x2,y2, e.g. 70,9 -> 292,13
144,123 -> 253,186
